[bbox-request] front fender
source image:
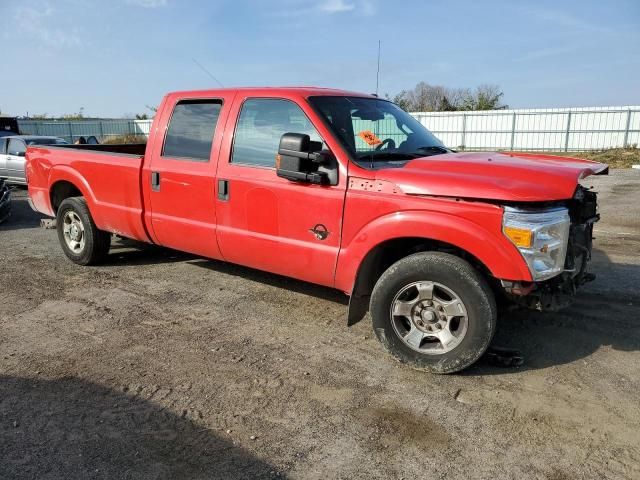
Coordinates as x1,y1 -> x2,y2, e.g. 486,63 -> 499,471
334,209 -> 532,294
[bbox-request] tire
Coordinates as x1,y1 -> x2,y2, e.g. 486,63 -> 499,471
370,252 -> 496,374
56,197 -> 111,265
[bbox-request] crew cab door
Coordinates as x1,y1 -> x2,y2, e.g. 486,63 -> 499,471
144,92 -> 235,258
214,96 -> 346,287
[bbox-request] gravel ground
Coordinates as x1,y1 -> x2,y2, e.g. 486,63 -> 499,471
1,170 -> 639,479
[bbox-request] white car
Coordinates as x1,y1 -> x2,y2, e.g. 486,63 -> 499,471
0,136 -> 68,185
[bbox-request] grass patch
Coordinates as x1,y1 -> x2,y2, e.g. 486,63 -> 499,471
509,146 -> 639,169
102,134 -> 147,144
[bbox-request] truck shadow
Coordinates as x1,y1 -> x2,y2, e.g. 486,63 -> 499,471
188,258 -> 349,306
0,188 -> 46,231
105,237 -> 197,267
0,375 -> 283,480
468,247 -> 640,375
105,243 -> 637,373
10,200 -> 635,374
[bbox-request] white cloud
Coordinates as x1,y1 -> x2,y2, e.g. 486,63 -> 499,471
14,1 -> 82,49
319,0 -> 355,13
516,44 -> 579,62
360,0 -> 375,16
267,0 -> 376,20
126,0 -> 168,7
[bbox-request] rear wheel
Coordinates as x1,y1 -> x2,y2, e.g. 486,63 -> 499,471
56,197 -> 111,265
370,252 -> 496,374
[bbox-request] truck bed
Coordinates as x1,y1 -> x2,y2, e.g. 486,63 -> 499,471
56,143 -> 147,156
26,144 -> 150,243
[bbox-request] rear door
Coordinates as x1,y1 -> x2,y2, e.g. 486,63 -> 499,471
144,92 -> 235,258
214,95 -> 347,287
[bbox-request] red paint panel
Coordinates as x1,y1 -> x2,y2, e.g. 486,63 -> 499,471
142,91 -> 236,259
25,87 -> 608,298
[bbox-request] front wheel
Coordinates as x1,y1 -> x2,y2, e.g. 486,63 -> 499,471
370,252 -> 496,374
56,197 -> 111,265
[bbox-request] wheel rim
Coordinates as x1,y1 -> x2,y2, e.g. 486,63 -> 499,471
390,281 -> 468,355
62,211 -> 86,253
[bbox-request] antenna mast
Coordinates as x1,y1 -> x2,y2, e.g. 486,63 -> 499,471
192,58 -> 224,88
375,40 -> 381,96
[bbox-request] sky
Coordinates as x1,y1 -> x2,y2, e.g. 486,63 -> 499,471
0,0 -> 639,118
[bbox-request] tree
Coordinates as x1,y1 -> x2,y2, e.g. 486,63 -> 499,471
389,82 -> 507,111
460,84 -> 507,111
135,113 -> 149,120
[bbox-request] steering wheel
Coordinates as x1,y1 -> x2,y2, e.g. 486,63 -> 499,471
375,138 -> 396,151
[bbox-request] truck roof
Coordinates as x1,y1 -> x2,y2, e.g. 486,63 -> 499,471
165,86 -> 377,99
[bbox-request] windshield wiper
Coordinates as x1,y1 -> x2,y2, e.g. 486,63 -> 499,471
357,151 -> 421,162
414,145 -> 450,154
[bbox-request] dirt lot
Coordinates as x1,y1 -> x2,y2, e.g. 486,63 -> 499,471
1,170 -> 639,480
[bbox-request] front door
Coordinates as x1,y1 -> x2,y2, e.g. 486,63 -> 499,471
214,96 -> 346,288
6,138 -> 26,183
0,138 -> 8,178
144,92 -> 235,259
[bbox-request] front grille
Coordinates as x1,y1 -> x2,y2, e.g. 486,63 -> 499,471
565,186 -> 599,277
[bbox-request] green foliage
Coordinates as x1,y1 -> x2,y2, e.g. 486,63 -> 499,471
102,134 -> 147,144
506,146 -> 639,169
389,82 -> 507,112
60,107 -> 85,121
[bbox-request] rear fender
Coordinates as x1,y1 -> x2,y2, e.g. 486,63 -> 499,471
48,166 -> 99,216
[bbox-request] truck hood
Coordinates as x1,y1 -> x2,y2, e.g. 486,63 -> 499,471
374,152 -> 608,202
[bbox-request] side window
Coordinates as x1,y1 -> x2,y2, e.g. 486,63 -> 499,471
231,98 -> 322,168
0,139 -> 7,154
8,139 -> 26,156
162,100 -> 222,161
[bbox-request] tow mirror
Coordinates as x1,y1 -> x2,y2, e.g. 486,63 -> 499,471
276,133 -> 335,185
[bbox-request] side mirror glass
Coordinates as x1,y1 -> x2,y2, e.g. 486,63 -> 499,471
276,133 -> 335,185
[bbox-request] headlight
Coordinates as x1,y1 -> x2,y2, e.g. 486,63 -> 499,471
503,207 -> 570,281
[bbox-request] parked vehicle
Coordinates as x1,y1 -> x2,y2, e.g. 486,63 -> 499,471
26,87 -> 606,373
0,178 -> 10,223
1,136 -> 68,185
0,117 -> 20,138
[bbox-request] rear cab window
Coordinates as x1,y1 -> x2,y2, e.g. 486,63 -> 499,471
231,98 -> 322,168
162,100 -> 223,161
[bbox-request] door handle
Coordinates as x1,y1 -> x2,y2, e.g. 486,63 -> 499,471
218,179 -> 229,201
151,171 -> 160,191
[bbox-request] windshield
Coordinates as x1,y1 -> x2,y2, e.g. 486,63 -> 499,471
308,96 -> 448,167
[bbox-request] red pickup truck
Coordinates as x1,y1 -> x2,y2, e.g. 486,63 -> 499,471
26,87 -> 607,373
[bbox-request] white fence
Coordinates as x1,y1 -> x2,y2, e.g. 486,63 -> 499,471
413,106 -> 640,152
18,105 -> 640,152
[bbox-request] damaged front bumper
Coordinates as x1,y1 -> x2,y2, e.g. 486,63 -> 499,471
502,186 -> 599,311
0,179 -> 11,224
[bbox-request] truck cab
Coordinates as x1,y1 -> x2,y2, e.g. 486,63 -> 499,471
26,87 -> 606,373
